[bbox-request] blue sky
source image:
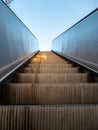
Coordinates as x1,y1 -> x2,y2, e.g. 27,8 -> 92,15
11,0 -> 98,50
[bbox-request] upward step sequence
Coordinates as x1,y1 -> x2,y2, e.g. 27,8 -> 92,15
1,51 -> 98,130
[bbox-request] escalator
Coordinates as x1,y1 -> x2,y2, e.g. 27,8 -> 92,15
0,51 -> 98,129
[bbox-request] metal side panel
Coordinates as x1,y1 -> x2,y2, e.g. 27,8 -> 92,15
52,9 -> 98,72
0,1 -> 39,81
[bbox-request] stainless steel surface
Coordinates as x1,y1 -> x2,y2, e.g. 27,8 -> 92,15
0,1 -> 39,80
52,9 -> 98,72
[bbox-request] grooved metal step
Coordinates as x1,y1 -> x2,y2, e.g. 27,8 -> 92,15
28,63 -> 73,67
23,67 -> 79,74
16,73 -> 88,83
3,83 -> 98,104
0,105 -> 98,130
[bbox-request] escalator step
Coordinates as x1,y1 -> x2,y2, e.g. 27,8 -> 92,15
17,73 -> 88,83
31,58 -> 65,62
3,83 -> 98,104
28,63 -> 73,67
23,67 -> 79,73
0,105 -> 98,130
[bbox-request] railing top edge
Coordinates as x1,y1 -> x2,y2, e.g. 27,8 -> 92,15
0,0 -> 38,40
53,8 -> 98,41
